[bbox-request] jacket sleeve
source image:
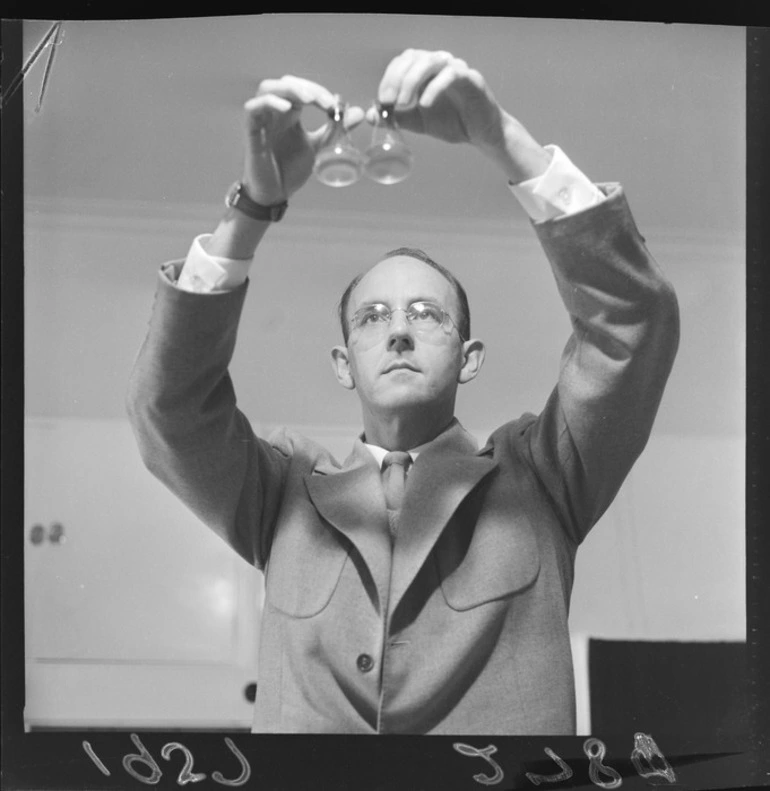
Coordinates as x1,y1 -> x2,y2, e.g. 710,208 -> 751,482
522,184 -> 680,545
125,263 -> 290,569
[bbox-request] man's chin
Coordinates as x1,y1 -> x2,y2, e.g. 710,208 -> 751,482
371,391 -> 436,413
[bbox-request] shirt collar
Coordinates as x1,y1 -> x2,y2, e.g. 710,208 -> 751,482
361,417 -> 467,468
364,442 -> 426,468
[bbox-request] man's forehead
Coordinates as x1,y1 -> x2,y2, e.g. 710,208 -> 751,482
349,256 -> 453,307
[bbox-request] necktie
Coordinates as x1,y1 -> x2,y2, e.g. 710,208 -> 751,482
381,451 -> 412,538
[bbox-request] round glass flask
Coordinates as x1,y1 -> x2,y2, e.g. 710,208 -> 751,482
313,100 -> 363,188
364,104 -> 413,185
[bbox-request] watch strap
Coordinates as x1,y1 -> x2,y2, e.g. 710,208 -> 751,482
226,182 -> 288,222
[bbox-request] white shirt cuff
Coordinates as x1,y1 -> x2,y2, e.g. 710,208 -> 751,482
176,235 -> 253,293
508,144 -> 605,221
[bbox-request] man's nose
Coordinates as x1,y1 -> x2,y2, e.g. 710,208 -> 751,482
386,312 -> 415,351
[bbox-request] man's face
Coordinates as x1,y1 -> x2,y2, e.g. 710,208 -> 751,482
332,256 -> 472,417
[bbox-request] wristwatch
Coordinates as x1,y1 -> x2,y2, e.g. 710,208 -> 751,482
225,182 -> 288,222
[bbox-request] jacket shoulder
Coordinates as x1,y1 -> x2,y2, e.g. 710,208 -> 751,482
267,426 -> 339,471
481,415 -> 539,456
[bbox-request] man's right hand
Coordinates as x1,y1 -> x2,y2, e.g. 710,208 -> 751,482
242,76 -> 364,205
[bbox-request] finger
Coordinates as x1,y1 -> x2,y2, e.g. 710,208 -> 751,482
376,49 -> 456,108
343,105 -> 366,130
376,48 -> 424,106
243,93 -> 297,140
395,51 -> 457,109
418,62 -> 483,109
256,75 -> 338,114
244,93 -> 294,119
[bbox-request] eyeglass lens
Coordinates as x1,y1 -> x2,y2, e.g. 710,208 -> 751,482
356,304 -> 442,326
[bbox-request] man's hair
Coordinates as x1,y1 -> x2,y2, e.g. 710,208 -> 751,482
337,247 -> 471,344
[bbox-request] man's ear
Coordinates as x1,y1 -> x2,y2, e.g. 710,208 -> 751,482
457,339 -> 486,385
331,345 -> 356,390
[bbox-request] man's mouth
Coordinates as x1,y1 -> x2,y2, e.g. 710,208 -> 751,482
383,362 -> 419,374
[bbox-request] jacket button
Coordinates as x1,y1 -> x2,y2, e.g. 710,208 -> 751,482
356,653 -> 374,673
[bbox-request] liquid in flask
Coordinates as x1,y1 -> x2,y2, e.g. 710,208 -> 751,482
313,101 -> 363,188
364,104 -> 413,185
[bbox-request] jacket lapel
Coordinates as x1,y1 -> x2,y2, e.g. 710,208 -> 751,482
389,421 -> 498,614
304,441 -> 392,609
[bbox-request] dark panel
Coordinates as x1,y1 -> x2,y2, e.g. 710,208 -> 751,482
589,639 -> 749,753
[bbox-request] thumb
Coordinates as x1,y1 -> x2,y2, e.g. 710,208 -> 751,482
343,105 -> 366,131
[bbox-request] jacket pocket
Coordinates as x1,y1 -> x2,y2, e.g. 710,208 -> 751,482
436,507 -> 541,611
264,499 -> 349,618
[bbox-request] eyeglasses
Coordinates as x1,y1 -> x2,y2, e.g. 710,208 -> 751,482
350,301 -> 465,342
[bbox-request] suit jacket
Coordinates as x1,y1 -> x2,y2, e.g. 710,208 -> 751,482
126,184 -> 679,734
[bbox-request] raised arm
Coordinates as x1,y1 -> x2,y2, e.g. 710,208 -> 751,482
126,77 -> 362,567
373,48 -> 680,543
523,192 -> 680,544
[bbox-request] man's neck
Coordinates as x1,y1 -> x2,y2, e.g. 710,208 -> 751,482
362,410 -> 455,452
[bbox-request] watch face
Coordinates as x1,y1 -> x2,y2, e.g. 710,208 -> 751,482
226,183 -> 240,207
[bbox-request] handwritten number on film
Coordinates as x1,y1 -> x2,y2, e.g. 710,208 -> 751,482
84,731 -> 676,788
454,733 -> 677,788
82,734 -> 250,786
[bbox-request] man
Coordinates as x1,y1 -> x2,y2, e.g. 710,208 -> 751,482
127,49 -> 679,734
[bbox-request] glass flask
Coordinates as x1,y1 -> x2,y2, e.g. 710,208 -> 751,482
363,103 -> 413,185
313,99 -> 364,188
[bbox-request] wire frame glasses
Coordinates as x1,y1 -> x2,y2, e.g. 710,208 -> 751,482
350,302 -> 464,344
